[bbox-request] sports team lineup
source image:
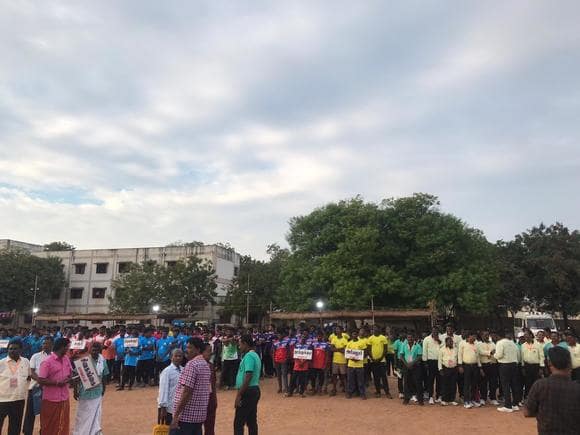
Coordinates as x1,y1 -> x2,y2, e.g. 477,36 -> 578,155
1,317 -> 579,434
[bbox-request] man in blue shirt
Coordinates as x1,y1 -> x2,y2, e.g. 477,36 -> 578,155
113,326 -> 127,388
120,328 -> 140,390
137,327 -> 157,387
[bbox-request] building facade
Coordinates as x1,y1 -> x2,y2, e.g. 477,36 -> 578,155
1,240 -> 240,322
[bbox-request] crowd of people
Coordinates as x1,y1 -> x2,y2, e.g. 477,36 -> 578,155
0,321 -> 579,434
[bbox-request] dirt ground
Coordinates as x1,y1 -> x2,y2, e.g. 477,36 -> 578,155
28,378 -> 537,435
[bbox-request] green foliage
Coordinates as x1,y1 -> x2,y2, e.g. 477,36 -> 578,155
222,244 -> 288,323
165,241 -> 204,247
519,223 -> 580,323
110,256 -> 217,314
43,241 -> 75,251
0,250 -> 66,311
280,194 -> 497,314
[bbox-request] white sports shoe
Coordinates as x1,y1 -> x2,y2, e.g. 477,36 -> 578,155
490,400 -> 500,406
450,401 -> 459,406
512,405 -> 520,411
441,401 -> 449,406
479,399 -> 485,406
497,407 -> 514,413
429,397 -> 435,405
411,395 -> 418,402
435,397 -> 442,403
398,393 -> 404,399
473,401 -> 481,408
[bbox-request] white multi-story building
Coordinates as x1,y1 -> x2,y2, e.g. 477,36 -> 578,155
1,240 -> 240,322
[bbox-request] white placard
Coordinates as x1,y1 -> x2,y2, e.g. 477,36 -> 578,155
0,340 -> 9,349
73,356 -> 101,390
70,339 -> 86,350
124,337 -> 139,348
345,348 -> 364,361
293,348 -> 313,360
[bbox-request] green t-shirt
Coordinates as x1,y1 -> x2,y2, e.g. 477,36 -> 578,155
223,343 -> 239,361
236,350 -> 261,389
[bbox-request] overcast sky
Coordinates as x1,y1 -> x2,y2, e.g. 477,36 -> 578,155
1,1 -> 579,258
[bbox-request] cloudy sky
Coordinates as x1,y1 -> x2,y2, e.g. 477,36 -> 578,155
1,1 -> 579,258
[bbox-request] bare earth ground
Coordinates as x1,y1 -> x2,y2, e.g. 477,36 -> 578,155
28,378 -> 537,435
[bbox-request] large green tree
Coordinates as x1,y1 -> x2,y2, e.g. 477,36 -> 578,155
279,194 -> 497,314
223,244 -> 288,324
518,223 -> 580,327
0,250 -> 66,312
110,256 -> 217,314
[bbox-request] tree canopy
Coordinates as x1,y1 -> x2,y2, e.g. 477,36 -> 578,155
0,250 -> 66,312
278,194 -> 498,315
222,244 -> 288,324
110,256 -> 217,314
43,241 -> 75,251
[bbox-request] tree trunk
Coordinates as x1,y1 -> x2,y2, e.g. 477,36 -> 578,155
562,309 -> 569,330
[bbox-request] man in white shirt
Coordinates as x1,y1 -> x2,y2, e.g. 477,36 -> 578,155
22,336 -> 53,435
0,339 -> 31,435
157,349 -> 184,425
422,327 -> 442,404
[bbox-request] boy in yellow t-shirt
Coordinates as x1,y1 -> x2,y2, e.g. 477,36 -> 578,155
329,326 -> 348,396
345,329 -> 368,399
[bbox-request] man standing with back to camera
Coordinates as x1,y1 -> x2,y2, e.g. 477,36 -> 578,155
525,346 -> 580,434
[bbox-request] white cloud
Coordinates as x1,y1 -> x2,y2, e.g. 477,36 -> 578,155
0,1 -> 579,257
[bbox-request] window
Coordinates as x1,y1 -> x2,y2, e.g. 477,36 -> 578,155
234,266 -> 239,277
74,263 -> 86,274
166,261 -> 177,268
92,288 -> 106,299
96,263 -> 108,274
118,262 -> 132,274
70,288 -> 83,299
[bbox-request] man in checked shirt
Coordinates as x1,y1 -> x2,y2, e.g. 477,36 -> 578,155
170,338 -> 211,435
525,346 -> 580,435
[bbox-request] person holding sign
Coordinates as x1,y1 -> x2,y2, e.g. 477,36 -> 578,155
0,338 -> 30,435
38,338 -> 72,435
399,332 -> 424,406
286,332 -> 311,398
119,329 -> 140,391
72,342 -> 109,435
345,329 -> 367,400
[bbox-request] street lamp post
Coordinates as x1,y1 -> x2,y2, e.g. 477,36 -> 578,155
316,300 -> 324,327
244,275 -> 252,326
152,305 -> 160,327
31,274 -> 39,327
